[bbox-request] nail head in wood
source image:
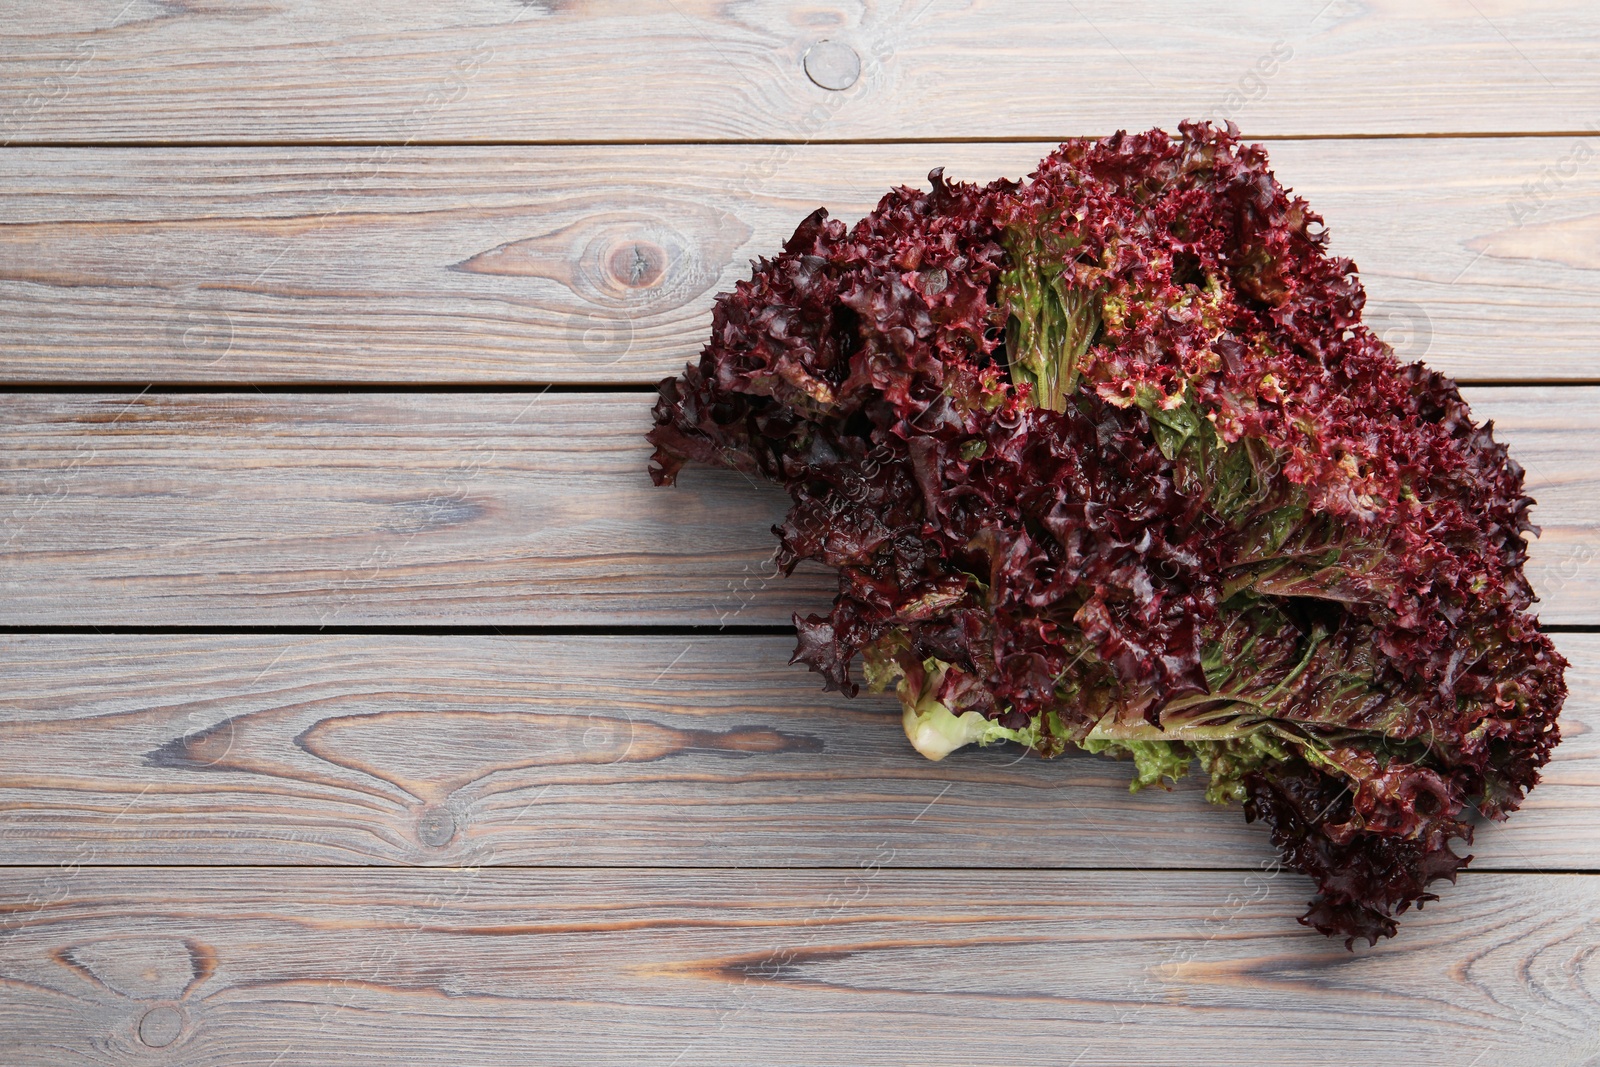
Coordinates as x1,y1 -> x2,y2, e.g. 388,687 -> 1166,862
138,1006 -> 184,1048
803,40 -> 860,91
417,807 -> 457,848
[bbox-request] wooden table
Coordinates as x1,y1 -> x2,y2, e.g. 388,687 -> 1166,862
3,4 -> 1598,1063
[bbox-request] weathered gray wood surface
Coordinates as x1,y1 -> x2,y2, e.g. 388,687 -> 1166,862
3,139 -> 1598,384
2,868 -> 1597,1067
0,390 -> 835,625
3,388 -> 1594,625
4,2 -> 1597,1062
0,633 -> 1593,869
3,1 -> 1598,143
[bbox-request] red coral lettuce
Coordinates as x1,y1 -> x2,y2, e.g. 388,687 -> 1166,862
648,123 -> 1566,947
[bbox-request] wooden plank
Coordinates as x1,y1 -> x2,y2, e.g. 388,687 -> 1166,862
3,139 -> 1598,384
0,633 -> 1592,870
1,867 -> 1596,1065
0,391 -> 832,626
2,1 -> 1598,144
0,388 -> 1595,626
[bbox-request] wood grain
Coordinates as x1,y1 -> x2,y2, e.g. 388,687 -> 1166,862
0,391 -> 836,626
4,4 -> 1595,1063
4,139 -> 1600,384
1,388 -> 1595,626
1,867 -> 1596,1066
3,1 -> 1598,145
0,632 -> 1593,870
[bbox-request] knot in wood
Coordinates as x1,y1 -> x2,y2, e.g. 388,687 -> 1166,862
607,241 -> 668,290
